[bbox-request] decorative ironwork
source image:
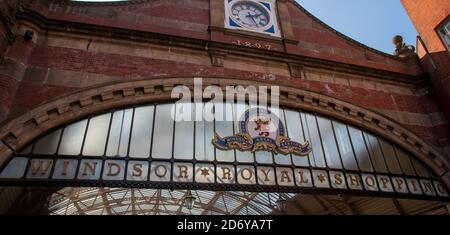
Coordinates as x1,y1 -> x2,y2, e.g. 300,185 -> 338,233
47,188 -> 293,215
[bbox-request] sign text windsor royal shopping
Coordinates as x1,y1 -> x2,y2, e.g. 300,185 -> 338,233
0,78 -> 449,200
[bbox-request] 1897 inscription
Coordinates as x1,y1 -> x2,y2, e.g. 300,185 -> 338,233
233,39 -> 274,50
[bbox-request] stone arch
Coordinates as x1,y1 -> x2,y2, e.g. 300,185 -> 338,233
0,77 -> 449,188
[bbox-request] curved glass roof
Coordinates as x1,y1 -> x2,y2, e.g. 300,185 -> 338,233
4,102 -> 446,202
48,188 -> 294,215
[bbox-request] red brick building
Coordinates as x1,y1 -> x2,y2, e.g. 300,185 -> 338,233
0,0 -> 448,214
401,0 -> 450,127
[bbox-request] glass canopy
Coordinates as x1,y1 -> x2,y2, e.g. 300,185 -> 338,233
48,188 -> 293,215
1,102 -> 448,200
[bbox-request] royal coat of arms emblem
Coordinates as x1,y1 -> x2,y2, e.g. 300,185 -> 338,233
212,108 -> 312,156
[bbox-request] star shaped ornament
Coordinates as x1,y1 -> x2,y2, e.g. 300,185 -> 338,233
201,168 -> 210,177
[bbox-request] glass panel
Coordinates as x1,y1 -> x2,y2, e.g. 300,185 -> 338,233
151,104 -> 174,159
173,103 -> 194,160
215,102 -> 235,162
276,167 -> 295,186
236,165 -> 256,184
300,113 -> 315,166
304,113 -> 326,168
82,113 -> 111,156
127,161 -> 149,181
33,129 -> 62,155
285,110 -> 309,167
316,116 -> 342,169
102,160 -> 126,180
129,106 -> 154,158
0,157 -> 28,178
172,163 -> 193,182
195,163 -> 215,183
363,132 -> 388,173
195,105 -> 215,162
216,164 -> 235,184
273,108 -> 292,165
106,109 -> 133,157
52,159 -> 78,179
234,102 -> 254,163
378,138 -> 402,174
58,119 -> 88,156
410,158 -> 430,177
149,162 -> 171,181
348,126 -> 372,172
438,20 -> 450,50
255,103 -> 273,164
77,159 -> 102,180
333,121 -> 358,170
394,147 -> 416,176
255,147 -> 273,164
26,159 -> 53,179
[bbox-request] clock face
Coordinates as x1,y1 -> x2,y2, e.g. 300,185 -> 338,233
225,0 -> 280,37
230,1 -> 271,30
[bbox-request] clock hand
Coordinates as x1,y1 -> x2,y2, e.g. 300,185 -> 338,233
247,12 -> 258,26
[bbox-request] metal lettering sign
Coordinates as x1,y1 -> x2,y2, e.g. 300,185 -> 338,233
0,103 -> 449,202
212,108 -> 312,156
1,158 -> 449,200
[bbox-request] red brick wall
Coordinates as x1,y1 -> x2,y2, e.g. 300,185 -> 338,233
401,0 -> 449,80
401,0 -> 450,130
19,45 -> 438,114
28,0 -> 210,40
0,0 -> 19,121
401,0 -> 449,54
3,42 -> 445,151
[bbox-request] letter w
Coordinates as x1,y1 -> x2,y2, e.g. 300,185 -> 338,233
30,160 -> 52,176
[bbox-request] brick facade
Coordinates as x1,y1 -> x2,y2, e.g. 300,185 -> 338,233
401,0 -> 450,129
0,0 -> 449,183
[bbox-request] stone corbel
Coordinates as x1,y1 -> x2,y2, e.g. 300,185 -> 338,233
209,51 -> 227,67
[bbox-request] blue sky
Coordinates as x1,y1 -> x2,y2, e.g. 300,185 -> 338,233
295,0 -> 418,54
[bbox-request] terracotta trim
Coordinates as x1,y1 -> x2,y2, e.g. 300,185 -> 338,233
0,77 -> 448,188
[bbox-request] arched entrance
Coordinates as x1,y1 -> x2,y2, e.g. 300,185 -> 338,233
0,78 -> 449,214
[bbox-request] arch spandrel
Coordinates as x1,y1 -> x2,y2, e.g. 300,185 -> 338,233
0,77 -> 449,194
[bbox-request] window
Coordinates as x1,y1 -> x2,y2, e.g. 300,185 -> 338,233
437,18 -> 450,51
